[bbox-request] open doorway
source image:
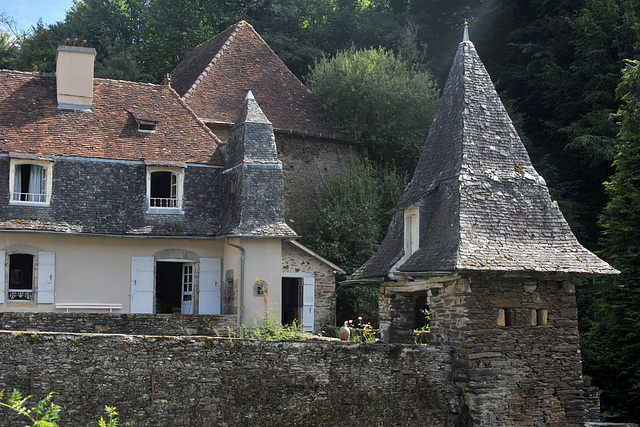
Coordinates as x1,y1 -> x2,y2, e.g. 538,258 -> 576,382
156,261 -> 194,314
282,277 -> 301,325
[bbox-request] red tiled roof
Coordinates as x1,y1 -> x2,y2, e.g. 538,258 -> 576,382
0,70 -> 223,165
170,21 -> 339,138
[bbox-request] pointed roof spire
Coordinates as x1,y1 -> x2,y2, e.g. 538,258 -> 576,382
463,21 -> 470,42
234,90 -> 270,126
350,27 -> 618,280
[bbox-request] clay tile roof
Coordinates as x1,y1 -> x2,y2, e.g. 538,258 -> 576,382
352,38 -> 618,280
170,21 -> 339,138
0,70 -> 223,165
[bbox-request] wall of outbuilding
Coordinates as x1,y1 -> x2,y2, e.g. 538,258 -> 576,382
428,273 -> 586,426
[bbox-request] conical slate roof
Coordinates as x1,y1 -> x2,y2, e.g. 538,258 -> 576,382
219,92 -> 297,238
170,21 -> 338,138
351,36 -> 618,280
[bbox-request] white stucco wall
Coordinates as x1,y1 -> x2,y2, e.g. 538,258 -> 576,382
0,232 -> 224,313
223,237 -> 283,328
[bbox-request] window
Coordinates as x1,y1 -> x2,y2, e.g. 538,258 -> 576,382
531,309 -> 548,326
0,250 -> 55,304
8,254 -> 34,301
9,159 -> 53,205
138,120 -> 157,132
404,205 -> 420,257
497,308 -> 516,326
146,166 -> 184,213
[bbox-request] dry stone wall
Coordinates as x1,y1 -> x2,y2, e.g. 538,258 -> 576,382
0,312 -> 236,336
0,330 -> 462,426
429,274 -> 586,426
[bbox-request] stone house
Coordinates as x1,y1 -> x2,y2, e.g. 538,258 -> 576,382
347,27 -> 619,425
0,38 -> 344,332
169,21 -> 359,227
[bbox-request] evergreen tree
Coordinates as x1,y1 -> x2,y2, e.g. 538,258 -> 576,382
582,59 -> 640,423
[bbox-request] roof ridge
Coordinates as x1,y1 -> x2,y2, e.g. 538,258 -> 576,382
182,22 -> 244,102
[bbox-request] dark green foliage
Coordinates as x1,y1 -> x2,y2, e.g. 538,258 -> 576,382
580,59 -> 640,423
299,162 -> 406,325
306,46 -> 439,172
300,161 -> 406,274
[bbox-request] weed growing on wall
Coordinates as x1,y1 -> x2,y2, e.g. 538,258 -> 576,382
0,389 -> 118,427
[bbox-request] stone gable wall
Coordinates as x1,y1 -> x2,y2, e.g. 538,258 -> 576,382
0,329 -> 462,426
282,242 -> 337,331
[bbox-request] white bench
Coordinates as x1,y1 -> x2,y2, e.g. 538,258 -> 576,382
55,303 -> 123,313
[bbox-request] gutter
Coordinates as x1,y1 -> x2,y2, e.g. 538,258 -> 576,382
225,237 -> 246,338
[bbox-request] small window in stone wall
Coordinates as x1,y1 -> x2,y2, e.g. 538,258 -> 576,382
531,309 -> 548,326
497,308 -> 516,326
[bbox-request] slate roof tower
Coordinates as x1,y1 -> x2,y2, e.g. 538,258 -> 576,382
351,25 -> 617,281
348,25 -> 618,426
220,91 -> 296,238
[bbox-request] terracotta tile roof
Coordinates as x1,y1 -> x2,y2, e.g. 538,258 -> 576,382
351,39 -> 618,280
0,70 -> 223,165
170,21 -> 339,138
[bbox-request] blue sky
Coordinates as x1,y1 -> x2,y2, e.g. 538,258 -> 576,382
1,0 -> 76,31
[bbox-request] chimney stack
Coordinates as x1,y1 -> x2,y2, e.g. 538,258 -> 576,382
56,39 -> 96,110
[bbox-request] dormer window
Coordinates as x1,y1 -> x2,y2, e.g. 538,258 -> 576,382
138,120 -> 157,133
9,156 -> 54,206
145,163 -> 185,214
404,205 -> 420,257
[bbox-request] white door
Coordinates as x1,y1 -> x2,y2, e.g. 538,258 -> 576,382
302,276 -> 315,332
199,258 -> 221,314
37,251 -> 56,303
131,256 -> 154,313
181,263 -> 194,314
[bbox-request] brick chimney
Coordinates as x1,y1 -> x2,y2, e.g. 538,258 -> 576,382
56,39 -> 96,110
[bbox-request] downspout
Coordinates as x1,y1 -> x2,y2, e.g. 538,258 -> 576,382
225,237 -> 245,338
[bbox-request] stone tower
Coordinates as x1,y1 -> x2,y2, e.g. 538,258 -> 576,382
347,25 -> 618,425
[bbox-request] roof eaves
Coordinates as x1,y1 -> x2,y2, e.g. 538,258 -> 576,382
287,240 -> 346,274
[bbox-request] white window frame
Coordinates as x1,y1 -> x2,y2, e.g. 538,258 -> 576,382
9,159 -> 53,206
1,250 -> 55,304
146,166 -> 184,214
404,205 -> 420,257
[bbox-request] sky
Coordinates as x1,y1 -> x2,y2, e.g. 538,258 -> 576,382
1,0 -> 75,32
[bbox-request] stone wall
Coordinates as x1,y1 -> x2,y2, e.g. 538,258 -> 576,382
0,312 -> 236,336
282,241 -> 338,331
429,274 -> 586,426
0,330 -> 462,426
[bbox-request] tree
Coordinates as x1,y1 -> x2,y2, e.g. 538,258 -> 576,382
299,161 -> 407,325
581,59 -> 640,423
306,46 -> 439,172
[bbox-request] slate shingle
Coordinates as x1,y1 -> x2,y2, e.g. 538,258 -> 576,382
351,39 -> 618,280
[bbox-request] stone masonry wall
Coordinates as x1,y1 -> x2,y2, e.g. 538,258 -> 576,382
0,330 -> 462,426
282,241 -> 337,331
0,312 -> 236,336
429,274 -> 585,426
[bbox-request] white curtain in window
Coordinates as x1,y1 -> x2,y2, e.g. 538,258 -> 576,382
28,165 -> 45,202
13,165 -> 22,201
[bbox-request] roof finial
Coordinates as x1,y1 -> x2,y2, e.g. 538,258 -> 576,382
245,90 -> 255,100
463,21 -> 469,42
